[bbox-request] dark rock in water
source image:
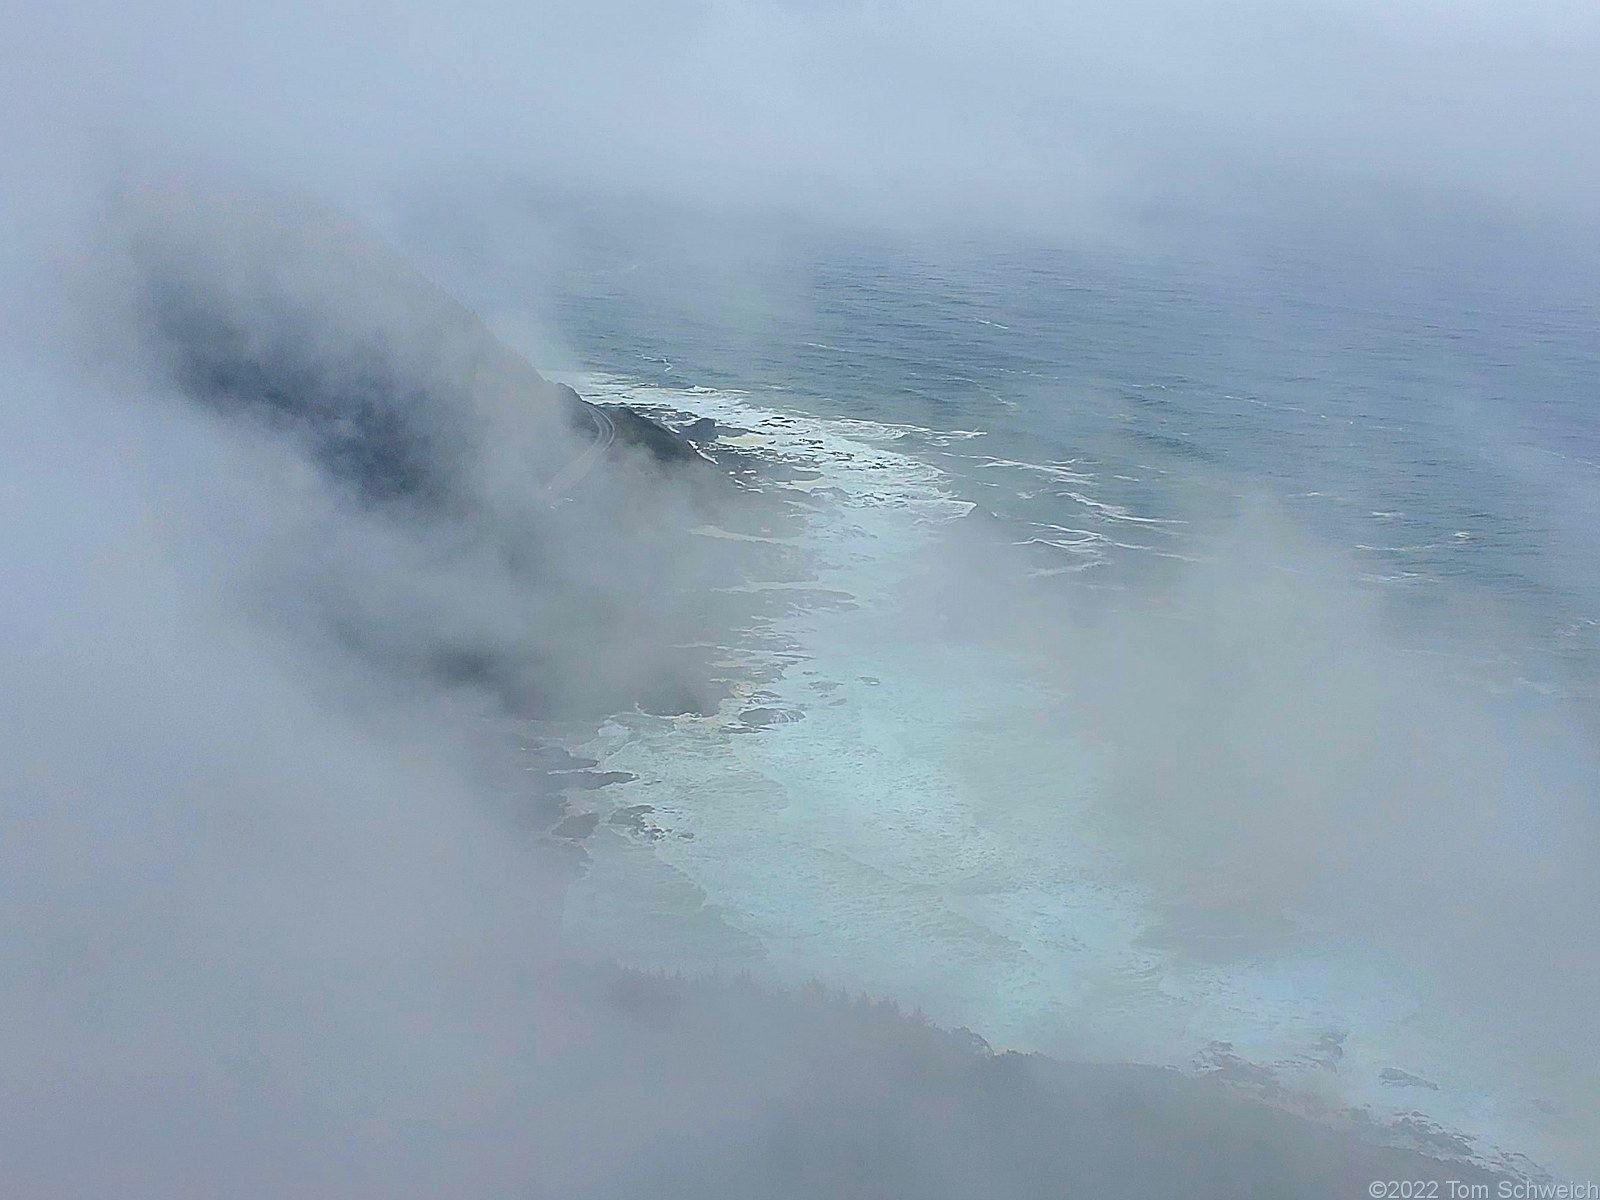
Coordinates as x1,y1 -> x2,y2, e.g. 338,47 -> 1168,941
1195,1041 -> 1280,1092
609,804 -> 664,840
558,770 -> 637,790
737,707 -> 805,729
681,416 -> 720,442
860,675 -> 881,686
1313,1030 -> 1347,1069
1389,1113 -> 1475,1157
1379,1068 -> 1440,1090
552,811 -> 601,840
521,745 -> 600,771
638,681 -> 723,718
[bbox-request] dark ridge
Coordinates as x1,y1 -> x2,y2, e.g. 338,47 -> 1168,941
122,184 -> 590,514
149,281 -> 469,508
565,964 -> 1519,1200
601,402 -> 716,466
551,385 -> 717,475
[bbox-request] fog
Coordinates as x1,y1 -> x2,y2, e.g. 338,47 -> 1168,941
9,0 -> 1600,237
3,0 -> 1596,1194
924,499 -> 1600,1083
0,169 -> 1512,1200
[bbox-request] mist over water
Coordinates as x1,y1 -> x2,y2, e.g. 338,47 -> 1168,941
401,186 -> 1600,1171
5,0 -> 1600,1193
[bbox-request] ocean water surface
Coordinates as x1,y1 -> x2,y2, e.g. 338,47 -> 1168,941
410,196 -> 1600,1176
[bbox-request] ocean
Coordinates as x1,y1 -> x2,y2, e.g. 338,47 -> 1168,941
408,193 -> 1600,1177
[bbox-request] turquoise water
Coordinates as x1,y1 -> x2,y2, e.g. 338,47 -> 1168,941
410,196 -> 1600,1175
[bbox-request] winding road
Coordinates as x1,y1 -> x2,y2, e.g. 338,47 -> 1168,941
542,400 -> 615,503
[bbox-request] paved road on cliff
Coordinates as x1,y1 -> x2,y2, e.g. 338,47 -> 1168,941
542,400 -> 615,503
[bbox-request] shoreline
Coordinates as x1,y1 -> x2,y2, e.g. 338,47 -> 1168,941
543,372 -> 1585,1180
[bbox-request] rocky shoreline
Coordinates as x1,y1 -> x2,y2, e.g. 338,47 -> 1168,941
518,401 -> 1548,1188
555,960 -> 1524,1198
